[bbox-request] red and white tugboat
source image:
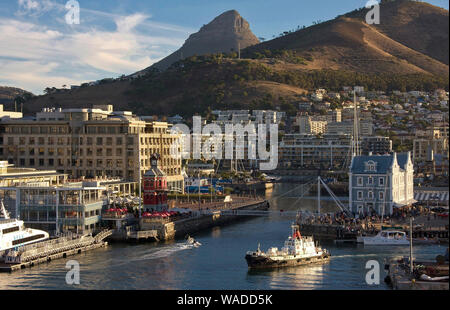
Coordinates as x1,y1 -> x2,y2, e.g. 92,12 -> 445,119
245,224 -> 330,269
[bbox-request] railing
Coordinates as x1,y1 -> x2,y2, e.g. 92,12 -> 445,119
13,234 -> 97,262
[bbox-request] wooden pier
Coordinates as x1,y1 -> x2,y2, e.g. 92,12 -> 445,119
0,230 -> 112,273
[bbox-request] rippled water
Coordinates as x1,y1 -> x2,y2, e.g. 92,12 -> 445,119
0,183 -> 445,290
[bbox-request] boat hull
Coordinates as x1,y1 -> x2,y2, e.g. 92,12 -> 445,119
245,253 -> 330,269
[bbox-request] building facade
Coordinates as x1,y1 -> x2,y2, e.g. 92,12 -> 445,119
413,127 -> 449,163
361,136 -> 393,155
349,152 -> 415,216
0,105 -> 184,192
280,133 -> 352,170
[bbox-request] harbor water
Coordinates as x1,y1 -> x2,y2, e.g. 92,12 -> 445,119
0,183 -> 445,290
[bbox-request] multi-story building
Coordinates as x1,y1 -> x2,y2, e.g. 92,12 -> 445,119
326,120 -> 373,137
413,127 -> 449,163
294,114 -> 328,134
349,152 -> 415,216
361,136 -> 393,155
0,105 -> 184,192
0,161 -> 140,234
280,133 -> 352,170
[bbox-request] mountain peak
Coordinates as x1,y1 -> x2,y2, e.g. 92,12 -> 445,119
145,10 -> 259,72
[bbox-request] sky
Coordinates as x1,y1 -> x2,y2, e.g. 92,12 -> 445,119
0,0 -> 448,95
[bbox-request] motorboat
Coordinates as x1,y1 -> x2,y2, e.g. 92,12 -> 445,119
186,235 -> 202,247
361,230 -> 410,246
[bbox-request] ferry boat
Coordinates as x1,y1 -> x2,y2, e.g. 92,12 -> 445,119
245,225 -> 330,269
0,200 -> 49,252
360,230 -> 410,246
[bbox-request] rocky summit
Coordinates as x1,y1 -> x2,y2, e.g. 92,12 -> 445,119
142,10 -> 259,72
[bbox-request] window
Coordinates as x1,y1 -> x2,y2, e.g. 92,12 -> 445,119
368,191 -> 374,199
368,177 -> 373,185
357,191 -> 363,200
379,192 -> 385,200
364,160 -> 377,172
379,177 -> 385,186
357,177 -> 363,186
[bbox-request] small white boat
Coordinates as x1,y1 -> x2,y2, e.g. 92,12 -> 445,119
186,236 -> 201,247
361,230 -> 410,246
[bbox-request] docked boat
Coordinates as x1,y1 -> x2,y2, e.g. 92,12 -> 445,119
360,230 -> 409,246
0,200 -> 49,252
245,224 -> 330,269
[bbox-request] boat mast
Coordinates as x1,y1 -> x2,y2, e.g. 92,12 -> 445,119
352,89 -> 360,157
317,176 -> 321,215
409,216 -> 414,274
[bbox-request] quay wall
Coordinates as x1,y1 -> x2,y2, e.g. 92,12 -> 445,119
138,200 -> 270,241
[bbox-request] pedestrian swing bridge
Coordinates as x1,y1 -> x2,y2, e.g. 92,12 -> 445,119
196,176 -> 352,218
201,209 -> 302,217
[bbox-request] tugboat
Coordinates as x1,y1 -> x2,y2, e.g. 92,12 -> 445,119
245,224 -> 330,269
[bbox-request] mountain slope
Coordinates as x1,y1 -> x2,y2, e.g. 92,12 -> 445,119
137,10 -> 259,73
345,0 -> 449,65
243,0 -> 448,76
0,86 -> 33,106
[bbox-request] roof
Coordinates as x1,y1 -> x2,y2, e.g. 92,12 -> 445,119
350,152 -> 411,174
144,167 -> 165,177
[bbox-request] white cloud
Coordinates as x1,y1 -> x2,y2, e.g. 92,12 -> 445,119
17,0 -> 57,16
0,12 -> 188,94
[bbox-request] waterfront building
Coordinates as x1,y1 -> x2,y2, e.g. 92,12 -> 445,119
280,133 -> 352,170
0,180 -> 106,234
143,154 -> 168,211
349,152 -> 415,216
0,105 -> 184,192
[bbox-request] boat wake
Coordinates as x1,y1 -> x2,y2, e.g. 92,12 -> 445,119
98,243 -> 198,269
332,254 -> 379,259
133,243 -> 196,262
